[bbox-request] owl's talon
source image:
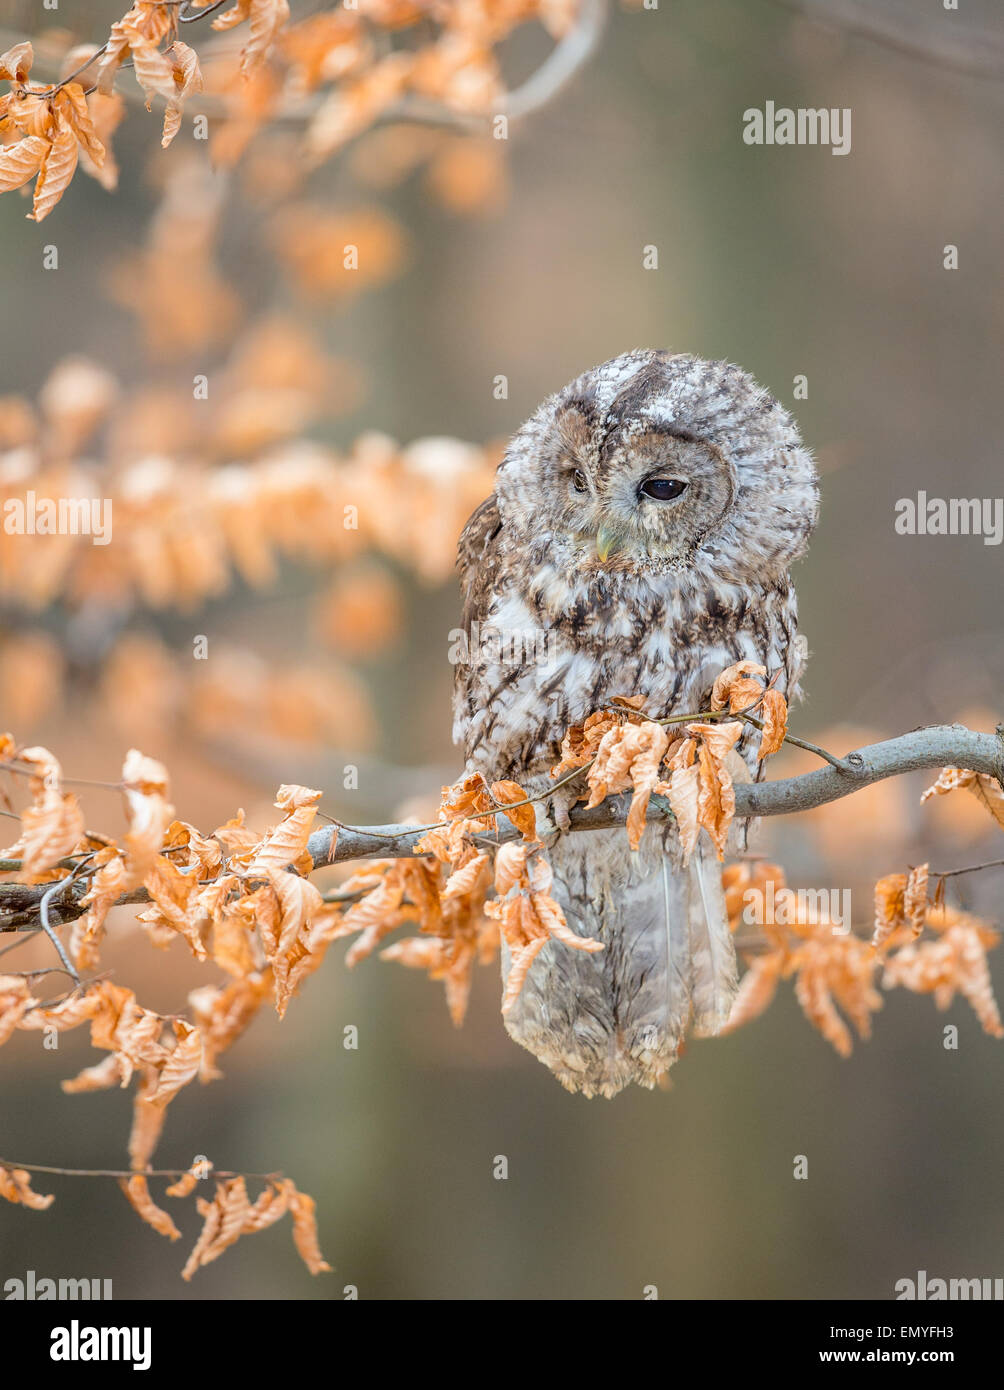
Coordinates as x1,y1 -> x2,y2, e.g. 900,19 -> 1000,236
532,794 -> 572,840
533,800 -> 558,840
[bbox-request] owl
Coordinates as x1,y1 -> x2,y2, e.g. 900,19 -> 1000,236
453,350 -> 818,1097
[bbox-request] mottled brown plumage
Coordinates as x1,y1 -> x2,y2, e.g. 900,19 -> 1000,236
453,350 -> 818,1096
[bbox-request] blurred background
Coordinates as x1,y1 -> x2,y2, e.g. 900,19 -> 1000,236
1,0 -> 1003,1299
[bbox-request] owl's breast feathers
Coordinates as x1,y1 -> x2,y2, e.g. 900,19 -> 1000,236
453,491 -> 804,789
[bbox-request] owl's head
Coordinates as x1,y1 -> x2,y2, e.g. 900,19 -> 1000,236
495,350 -> 818,583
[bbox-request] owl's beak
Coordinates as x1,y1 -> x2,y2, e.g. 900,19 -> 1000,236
596,525 -> 620,562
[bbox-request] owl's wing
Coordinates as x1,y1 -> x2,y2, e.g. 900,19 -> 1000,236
453,493 -> 503,752
457,492 -> 502,629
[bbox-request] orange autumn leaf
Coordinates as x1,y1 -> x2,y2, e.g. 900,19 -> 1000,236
0,42 -> 34,82
585,719 -> 670,850
789,935 -> 883,1057
551,706 -> 635,779
871,864 -> 928,949
711,660 -> 767,713
95,6 -> 177,93
487,855 -> 602,1015
166,1161 -> 212,1198
244,785 -> 322,875
121,749 -> 174,883
921,767 -> 1004,831
148,1019 -> 204,1107
20,790 -> 85,877
161,41 -> 203,149
757,688 -> 788,760
719,952 -> 783,1035
213,0 -> 291,76
16,986 -> 104,1035
179,1172 -> 328,1280
188,976 -> 270,1080
0,979 -> 34,1048
28,124 -> 78,223
120,1174 -> 181,1241
872,872 -> 907,950
130,43 -> 176,111
493,841 -> 529,896
0,135 -> 49,194
442,851 -> 491,900
721,859 -> 789,936
61,1053 -> 125,1094
0,1165 -> 55,1211
489,780 -> 537,840
883,904 -> 1003,1037
904,863 -> 929,936
686,721 -> 744,860
283,1180 -> 332,1274
181,1177 -> 252,1279
242,1181 -> 290,1232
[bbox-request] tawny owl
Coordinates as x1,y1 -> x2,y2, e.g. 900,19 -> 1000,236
453,350 -> 818,1097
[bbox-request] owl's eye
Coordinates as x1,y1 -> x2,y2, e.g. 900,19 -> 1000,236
640,477 -> 687,501
571,469 -> 589,493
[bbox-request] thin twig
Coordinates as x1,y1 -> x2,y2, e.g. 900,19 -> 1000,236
733,710 -> 864,775
0,928 -> 40,958
38,879 -> 78,985
4,966 -> 79,980
179,0 -> 231,21
0,1157 -> 282,1181
3,759 -> 123,791
930,857 -> 1004,881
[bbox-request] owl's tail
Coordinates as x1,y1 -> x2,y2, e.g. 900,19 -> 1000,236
501,830 -> 737,1097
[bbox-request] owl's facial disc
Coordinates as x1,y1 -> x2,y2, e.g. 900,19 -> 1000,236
585,433 -> 736,568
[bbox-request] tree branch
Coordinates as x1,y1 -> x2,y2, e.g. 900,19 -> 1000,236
0,0 -> 608,125
1,723 -> 1000,935
303,723 -> 1003,862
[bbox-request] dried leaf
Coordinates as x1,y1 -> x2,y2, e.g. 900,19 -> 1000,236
148,1019 -> 203,1106
0,135 -> 48,194
29,125 -> 78,223
585,719 -> 670,850
710,660 -> 766,713
0,1165 -> 54,1210
489,780 -> 536,840
493,841 -> 529,896
245,786 -> 321,874
166,1161 -> 212,1199
719,953 -> 783,1034
282,1180 -> 332,1274
161,41 -> 203,148
757,688 -> 788,759
0,42 -> 34,82
921,767 -> 1004,829
120,1174 -> 181,1241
